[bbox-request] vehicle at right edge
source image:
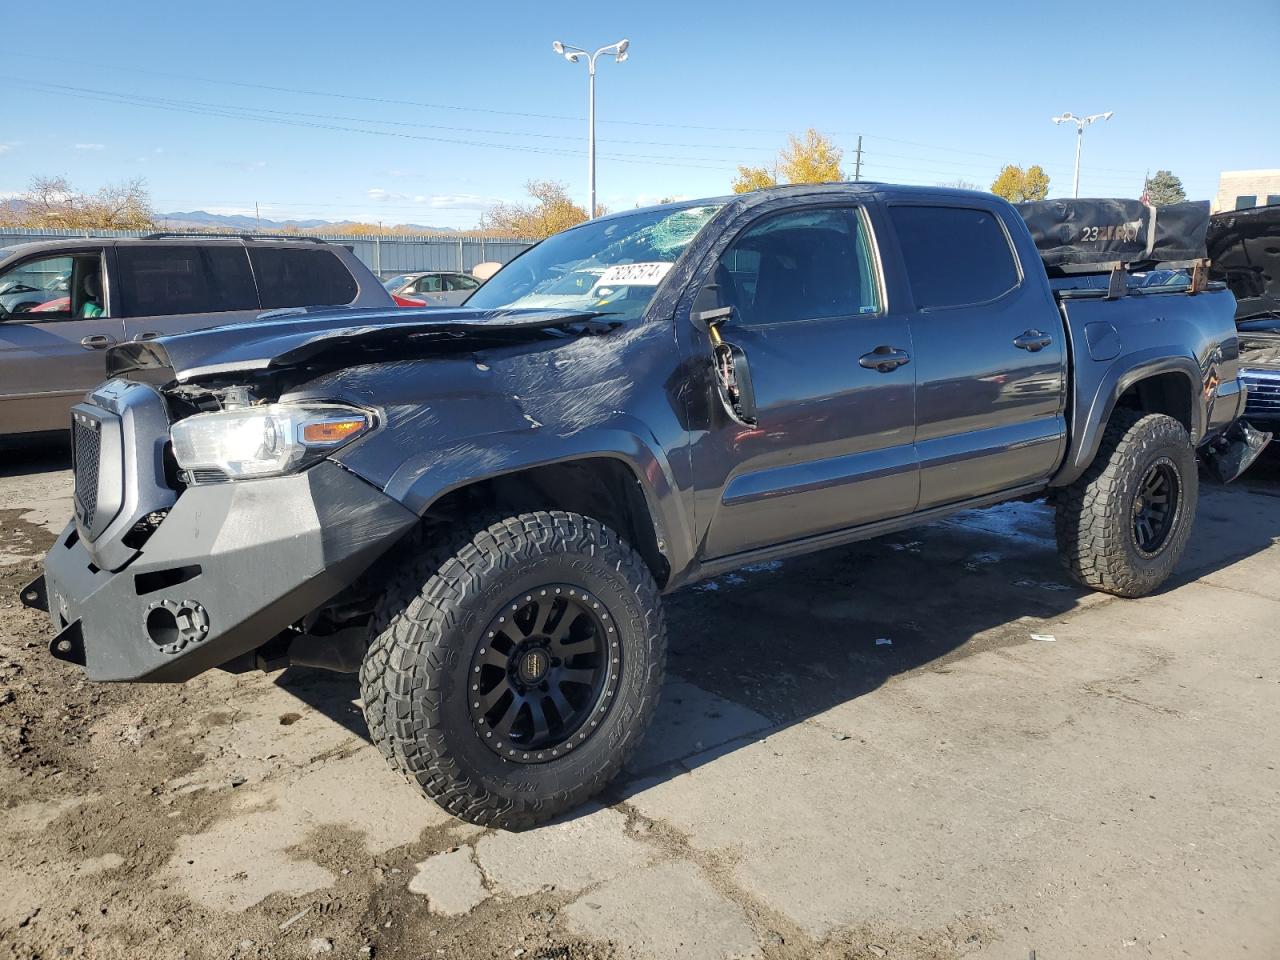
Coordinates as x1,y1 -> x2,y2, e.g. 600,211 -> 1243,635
27,184 -> 1271,829
1208,204 -> 1280,430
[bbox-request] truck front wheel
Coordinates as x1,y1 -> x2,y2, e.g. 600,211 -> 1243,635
359,511 -> 666,829
1054,410 -> 1197,598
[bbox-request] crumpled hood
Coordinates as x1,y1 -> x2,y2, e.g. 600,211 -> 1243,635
1208,205 -> 1280,321
106,305 -> 617,382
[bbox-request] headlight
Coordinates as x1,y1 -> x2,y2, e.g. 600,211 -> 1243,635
170,403 -> 373,479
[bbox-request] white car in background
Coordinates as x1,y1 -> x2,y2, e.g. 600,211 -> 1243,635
381,271 -> 482,306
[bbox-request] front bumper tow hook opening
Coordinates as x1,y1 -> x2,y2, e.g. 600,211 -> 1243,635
49,621 -> 87,666
19,575 -> 48,613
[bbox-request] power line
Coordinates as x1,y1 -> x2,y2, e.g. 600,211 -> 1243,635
0,77 -> 740,171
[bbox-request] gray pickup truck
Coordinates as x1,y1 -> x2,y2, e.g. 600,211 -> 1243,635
24,184 -> 1267,828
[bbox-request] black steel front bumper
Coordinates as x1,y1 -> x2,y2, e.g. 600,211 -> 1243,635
25,461 -> 417,682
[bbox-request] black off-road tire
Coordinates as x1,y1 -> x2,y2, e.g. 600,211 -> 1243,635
359,511 -> 666,829
1054,409 -> 1197,598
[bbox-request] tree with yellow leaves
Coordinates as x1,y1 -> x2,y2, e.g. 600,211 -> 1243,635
481,180 -> 604,239
990,164 -> 1051,202
731,128 -> 844,193
731,165 -> 778,194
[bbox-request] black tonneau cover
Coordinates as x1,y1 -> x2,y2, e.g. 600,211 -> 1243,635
1017,199 -> 1210,270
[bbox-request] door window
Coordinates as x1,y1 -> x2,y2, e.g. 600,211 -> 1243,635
249,247 -> 358,308
444,274 -> 480,291
116,245 -> 258,317
713,208 -> 879,326
0,254 -> 105,320
888,205 -> 1020,310
415,274 -> 444,294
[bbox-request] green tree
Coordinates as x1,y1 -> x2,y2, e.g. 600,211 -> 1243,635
481,179 -> 599,239
731,165 -> 778,194
990,164 -> 1051,202
1144,170 -> 1186,206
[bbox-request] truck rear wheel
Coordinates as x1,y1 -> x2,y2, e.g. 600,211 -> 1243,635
1054,410 -> 1197,598
359,511 -> 666,829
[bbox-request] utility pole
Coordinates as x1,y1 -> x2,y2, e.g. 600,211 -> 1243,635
1052,111 -> 1113,198
853,135 -> 863,182
552,38 -> 630,219
255,201 -> 260,230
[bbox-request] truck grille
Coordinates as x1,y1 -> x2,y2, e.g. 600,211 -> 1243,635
1242,369 -> 1280,420
72,415 -> 103,529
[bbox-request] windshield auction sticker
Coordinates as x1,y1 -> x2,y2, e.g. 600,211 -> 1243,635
594,262 -> 674,286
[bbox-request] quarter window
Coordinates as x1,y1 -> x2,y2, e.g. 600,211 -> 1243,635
249,247 -> 358,309
116,246 -> 258,317
713,207 -> 880,326
888,206 -> 1020,309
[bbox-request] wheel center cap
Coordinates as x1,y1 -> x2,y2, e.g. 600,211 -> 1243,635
517,648 -> 550,685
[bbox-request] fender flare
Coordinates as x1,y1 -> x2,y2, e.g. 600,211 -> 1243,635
1052,349 -> 1205,487
378,418 -> 695,583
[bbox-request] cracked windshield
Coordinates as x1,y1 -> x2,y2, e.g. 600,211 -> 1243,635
465,203 -> 722,320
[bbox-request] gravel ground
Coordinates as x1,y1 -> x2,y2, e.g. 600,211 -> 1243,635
2,439 -> 1278,960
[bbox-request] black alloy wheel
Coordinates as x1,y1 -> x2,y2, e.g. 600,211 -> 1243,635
1132,458 -> 1180,555
468,585 -> 619,763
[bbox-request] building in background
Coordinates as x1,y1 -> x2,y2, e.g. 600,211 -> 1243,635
1213,169 -> 1280,213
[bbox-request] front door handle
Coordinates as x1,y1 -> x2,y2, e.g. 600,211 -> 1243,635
858,345 -> 911,373
1013,330 -> 1053,352
79,335 -> 116,350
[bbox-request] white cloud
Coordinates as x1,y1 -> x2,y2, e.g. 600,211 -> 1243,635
426,194 -> 500,210
0,145 -> 10,156
366,189 -> 499,210
74,143 -> 105,151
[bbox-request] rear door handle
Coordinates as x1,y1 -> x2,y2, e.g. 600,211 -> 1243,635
79,335 -> 116,350
1013,330 -> 1053,352
858,346 -> 911,373
130,331 -> 160,341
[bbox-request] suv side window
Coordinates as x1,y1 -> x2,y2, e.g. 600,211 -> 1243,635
888,205 -> 1020,309
714,207 -> 879,326
0,254 -> 84,319
249,247 -> 358,309
444,274 -> 479,292
116,245 -> 258,317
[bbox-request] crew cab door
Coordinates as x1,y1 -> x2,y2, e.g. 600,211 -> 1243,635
694,204 -> 919,559
883,202 -> 1067,508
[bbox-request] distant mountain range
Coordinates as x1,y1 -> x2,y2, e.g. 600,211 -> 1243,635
153,210 -> 460,234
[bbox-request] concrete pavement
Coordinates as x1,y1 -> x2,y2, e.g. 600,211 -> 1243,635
2,444 -> 1278,959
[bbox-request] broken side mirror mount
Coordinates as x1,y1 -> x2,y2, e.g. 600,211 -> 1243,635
689,285 -> 757,427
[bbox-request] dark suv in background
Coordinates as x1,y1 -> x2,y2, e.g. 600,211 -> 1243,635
0,235 -> 392,436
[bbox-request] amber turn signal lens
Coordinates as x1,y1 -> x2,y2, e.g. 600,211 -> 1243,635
301,418 -> 367,444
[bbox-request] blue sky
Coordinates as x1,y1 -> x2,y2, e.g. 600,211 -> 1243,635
2,0 -> 1275,227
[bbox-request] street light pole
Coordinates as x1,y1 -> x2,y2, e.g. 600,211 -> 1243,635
552,38 -> 630,220
1052,111 -> 1113,198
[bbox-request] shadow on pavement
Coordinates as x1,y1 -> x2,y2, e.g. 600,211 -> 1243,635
0,435 -> 71,479
275,465 -> 1280,822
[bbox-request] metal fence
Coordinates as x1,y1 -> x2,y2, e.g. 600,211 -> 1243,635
0,227 -> 534,279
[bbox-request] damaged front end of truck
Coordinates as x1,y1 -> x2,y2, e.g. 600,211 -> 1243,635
19,307 -> 639,682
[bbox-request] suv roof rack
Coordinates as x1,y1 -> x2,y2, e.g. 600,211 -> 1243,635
141,232 -> 328,244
